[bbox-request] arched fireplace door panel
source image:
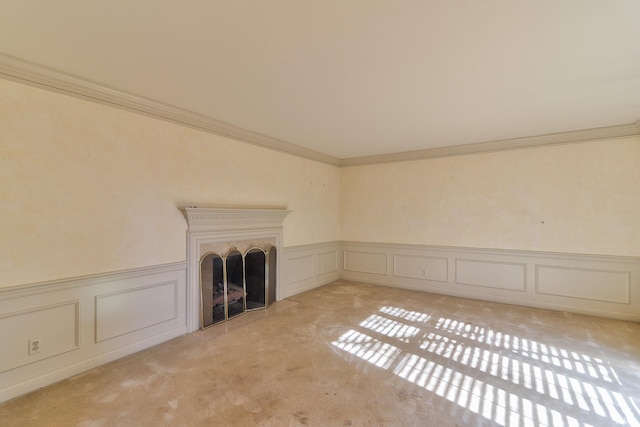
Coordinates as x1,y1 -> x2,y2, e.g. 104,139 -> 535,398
245,248 -> 266,310
225,249 -> 245,320
199,246 -> 276,329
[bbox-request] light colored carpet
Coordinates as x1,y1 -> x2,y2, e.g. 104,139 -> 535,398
1,280 -> 639,426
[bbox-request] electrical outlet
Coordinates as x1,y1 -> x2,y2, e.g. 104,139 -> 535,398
29,338 -> 41,355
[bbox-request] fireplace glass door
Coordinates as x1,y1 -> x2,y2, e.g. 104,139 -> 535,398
225,250 -> 245,319
245,248 -> 266,310
200,245 -> 275,328
200,253 -> 225,327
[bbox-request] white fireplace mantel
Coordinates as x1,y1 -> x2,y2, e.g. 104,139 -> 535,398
183,207 -> 291,233
182,207 -> 291,332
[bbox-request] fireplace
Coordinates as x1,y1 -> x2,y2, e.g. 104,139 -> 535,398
199,244 -> 277,327
183,207 -> 290,331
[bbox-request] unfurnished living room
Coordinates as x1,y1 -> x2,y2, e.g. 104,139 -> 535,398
1,2 -> 639,426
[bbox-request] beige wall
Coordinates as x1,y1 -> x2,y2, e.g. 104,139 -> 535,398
341,137 -> 640,257
3,76 -> 638,289
0,79 -> 341,288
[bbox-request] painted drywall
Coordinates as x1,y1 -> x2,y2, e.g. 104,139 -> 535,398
0,78 -> 340,288
341,137 -> 640,257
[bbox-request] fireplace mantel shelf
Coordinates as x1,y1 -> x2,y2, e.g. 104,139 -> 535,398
183,207 -> 291,232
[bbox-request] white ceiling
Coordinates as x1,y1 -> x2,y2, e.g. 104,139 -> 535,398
1,1 -> 639,160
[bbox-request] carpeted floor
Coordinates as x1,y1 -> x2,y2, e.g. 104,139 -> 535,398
1,280 -> 639,426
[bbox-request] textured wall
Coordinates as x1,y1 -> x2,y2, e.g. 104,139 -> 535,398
0,79 -> 340,288
341,137 -> 640,257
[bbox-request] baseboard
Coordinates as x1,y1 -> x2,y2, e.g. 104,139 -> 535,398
341,241 -> 640,322
0,262 -> 187,403
282,241 -> 341,298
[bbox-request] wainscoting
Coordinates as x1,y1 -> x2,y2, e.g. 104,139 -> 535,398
0,263 -> 187,403
0,242 -> 340,403
282,241 -> 342,298
341,241 -> 640,322
2,240 -> 638,403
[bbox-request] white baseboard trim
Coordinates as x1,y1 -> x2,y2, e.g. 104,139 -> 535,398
341,241 -> 640,322
0,262 -> 187,403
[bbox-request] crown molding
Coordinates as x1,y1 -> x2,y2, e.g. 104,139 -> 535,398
340,122 -> 640,167
1,53 -> 638,169
0,53 -> 341,166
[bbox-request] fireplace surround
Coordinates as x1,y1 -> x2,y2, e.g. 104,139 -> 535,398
183,207 -> 290,332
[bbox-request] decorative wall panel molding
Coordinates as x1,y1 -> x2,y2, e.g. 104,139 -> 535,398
0,262 -> 186,403
317,250 -> 339,275
343,250 -> 388,275
341,241 -> 640,321
0,301 -> 79,373
286,255 -> 315,285
95,281 -> 179,342
455,259 -> 527,291
282,242 -> 341,298
393,254 -> 448,283
535,265 -> 630,304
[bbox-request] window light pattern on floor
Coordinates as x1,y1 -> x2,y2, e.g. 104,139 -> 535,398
331,306 -> 639,426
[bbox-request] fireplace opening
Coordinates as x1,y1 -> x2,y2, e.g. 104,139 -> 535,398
200,246 -> 277,328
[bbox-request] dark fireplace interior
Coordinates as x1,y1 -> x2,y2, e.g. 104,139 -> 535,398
245,249 -> 266,310
200,246 -> 277,328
